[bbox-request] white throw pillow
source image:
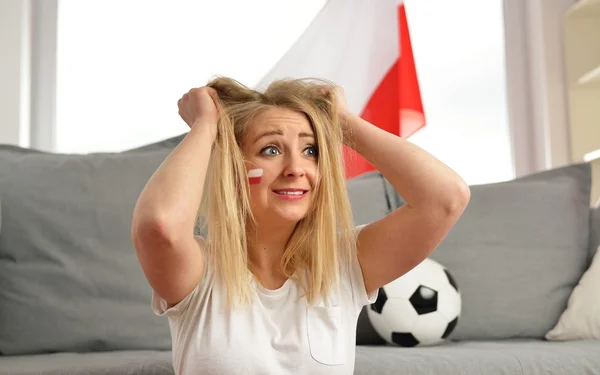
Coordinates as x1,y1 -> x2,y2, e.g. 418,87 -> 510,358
545,245 -> 600,340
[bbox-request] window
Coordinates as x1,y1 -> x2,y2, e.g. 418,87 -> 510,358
405,0 -> 514,184
56,0 -> 514,185
55,0 -> 325,153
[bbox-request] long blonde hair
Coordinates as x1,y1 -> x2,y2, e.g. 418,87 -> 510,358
198,76 -> 357,310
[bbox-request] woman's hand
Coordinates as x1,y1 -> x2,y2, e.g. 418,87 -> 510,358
320,85 -> 355,146
177,87 -> 220,138
327,85 -> 350,116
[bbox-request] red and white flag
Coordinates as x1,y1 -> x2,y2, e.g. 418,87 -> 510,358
256,0 -> 426,179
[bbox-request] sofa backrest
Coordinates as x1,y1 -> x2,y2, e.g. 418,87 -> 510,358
2,132 -> 596,351
0,142 -> 175,355
346,171 -> 393,226
361,162 -> 593,342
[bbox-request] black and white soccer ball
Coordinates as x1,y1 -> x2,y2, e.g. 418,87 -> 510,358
367,258 -> 461,347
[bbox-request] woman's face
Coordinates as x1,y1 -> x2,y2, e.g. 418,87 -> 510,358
241,107 -> 319,227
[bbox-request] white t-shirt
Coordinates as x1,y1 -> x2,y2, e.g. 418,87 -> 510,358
151,230 -> 377,375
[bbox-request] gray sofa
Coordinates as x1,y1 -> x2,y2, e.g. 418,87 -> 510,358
0,134 -> 599,375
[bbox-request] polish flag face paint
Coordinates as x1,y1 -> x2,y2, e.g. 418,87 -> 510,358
248,168 -> 263,185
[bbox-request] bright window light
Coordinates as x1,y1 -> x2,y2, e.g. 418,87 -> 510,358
55,0 -> 513,185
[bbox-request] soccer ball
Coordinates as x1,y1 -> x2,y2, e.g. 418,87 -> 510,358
367,258 -> 461,347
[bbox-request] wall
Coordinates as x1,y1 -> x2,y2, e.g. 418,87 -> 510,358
0,0 -> 30,147
503,0 -> 575,177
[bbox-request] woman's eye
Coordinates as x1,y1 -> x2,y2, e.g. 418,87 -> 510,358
260,146 -> 280,156
304,146 -> 318,157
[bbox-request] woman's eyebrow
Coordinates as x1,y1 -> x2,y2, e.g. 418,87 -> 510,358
253,129 -> 283,145
253,130 -> 314,144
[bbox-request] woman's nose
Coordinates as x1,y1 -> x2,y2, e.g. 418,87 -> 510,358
283,155 -> 306,177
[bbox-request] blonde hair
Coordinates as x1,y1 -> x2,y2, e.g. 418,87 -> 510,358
198,76 -> 357,310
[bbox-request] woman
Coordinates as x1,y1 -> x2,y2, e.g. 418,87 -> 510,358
132,76 -> 470,375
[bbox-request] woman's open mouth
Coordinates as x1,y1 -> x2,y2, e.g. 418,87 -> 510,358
272,189 -> 309,200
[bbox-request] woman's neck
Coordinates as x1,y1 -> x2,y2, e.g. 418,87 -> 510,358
246,221 -> 297,277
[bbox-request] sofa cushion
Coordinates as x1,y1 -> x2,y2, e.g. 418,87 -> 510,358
0,145 -> 174,355
545,244 -> 600,341
590,204 -> 600,263
354,339 -> 600,375
347,171 -> 392,226
360,163 -> 592,341
0,350 -> 173,375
